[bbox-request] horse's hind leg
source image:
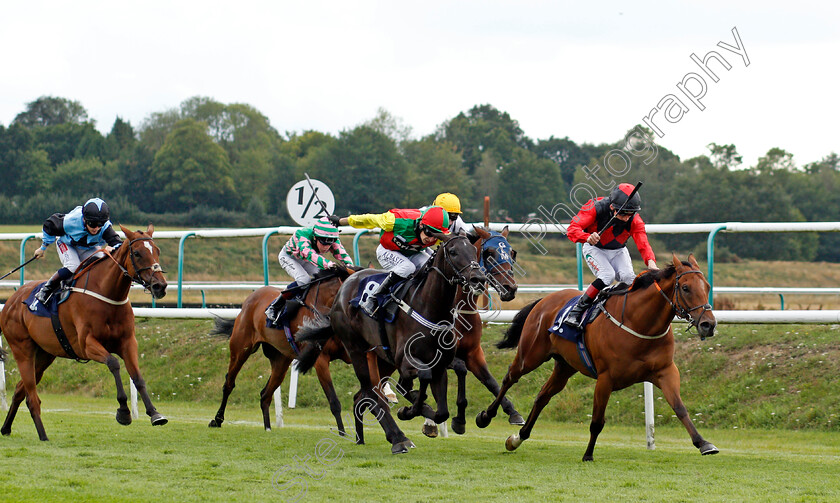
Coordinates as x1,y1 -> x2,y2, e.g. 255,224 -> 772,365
655,364 -> 718,456
259,345 -> 291,432
12,355 -> 48,440
477,346 -> 549,428
464,346 -> 524,426
506,358 -> 576,451
313,354 -> 346,436
117,338 -> 167,426
208,334 -> 254,428
1,349 -> 55,438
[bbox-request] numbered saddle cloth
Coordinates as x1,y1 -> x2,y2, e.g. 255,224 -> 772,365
349,273 -> 409,322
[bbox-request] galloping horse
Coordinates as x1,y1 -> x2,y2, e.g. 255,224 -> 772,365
208,265 -> 360,433
296,233 -> 486,454
477,254 -> 718,461
0,225 -> 168,440
424,225 -> 524,436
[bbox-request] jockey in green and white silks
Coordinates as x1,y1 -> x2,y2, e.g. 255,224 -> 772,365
278,217 -> 354,285
32,197 -> 123,305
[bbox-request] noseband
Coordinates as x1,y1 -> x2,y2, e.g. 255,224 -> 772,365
654,269 -> 712,332
110,237 -> 164,291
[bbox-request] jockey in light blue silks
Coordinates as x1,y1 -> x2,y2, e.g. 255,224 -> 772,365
32,197 -> 123,305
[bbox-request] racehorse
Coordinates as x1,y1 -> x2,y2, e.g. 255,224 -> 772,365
422,225 -> 524,436
296,233 -> 486,454
208,265 -> 360,433
476,254 -> 718,461
0,225 -> 168,441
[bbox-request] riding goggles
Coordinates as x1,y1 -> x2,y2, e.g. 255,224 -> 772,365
316,237 -> 337,245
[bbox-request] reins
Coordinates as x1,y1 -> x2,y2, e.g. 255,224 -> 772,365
71,236 -> 163,304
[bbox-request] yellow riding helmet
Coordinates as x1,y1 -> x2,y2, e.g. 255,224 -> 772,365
433,193 -> 461,214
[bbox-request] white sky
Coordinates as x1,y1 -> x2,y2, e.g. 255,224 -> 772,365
2,1 -> 837,168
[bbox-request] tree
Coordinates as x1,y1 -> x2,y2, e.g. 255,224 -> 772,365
497,148 -> 565,220
707,143 -> 742,170
0,124 -> 52,195
106,117 -> 137,158
13,96 -> 89,127
533,136 -> 587,187
403,138 -> 471,207
363,108 -> 413,149
149,119 -> 237,211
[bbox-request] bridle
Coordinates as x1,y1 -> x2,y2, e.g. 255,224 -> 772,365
105,237 -> 164,292
427,236 -> 483,291
653,269 -> 712,334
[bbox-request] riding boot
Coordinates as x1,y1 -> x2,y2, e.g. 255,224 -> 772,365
360,272 -> 399,316
35,270 -> 66,304
565,294 -> 595,329
265,295 -> 287,324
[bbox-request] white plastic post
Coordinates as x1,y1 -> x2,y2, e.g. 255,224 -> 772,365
130,380 -> 139,419
273,387 -> 284,428
644,381 -> 655,450
288,365 -> 299,408
0,336 -> 7,411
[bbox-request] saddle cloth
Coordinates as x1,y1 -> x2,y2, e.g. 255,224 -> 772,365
548,295 -> 599,376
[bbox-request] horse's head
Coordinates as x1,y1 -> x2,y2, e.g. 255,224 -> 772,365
671,253 -> 716,340
428,232 -> 487,294
473,225 -> 518,301
120,224 -> 168,299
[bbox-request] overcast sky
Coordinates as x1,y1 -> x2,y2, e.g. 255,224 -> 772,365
3,1 -> 837,169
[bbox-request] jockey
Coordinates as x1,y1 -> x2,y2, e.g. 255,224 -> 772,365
265,217 -> 355,322
564,183 -> 658,329
32,197 -> 123,304
329,206 -> 450,315
432,192 -> 468,235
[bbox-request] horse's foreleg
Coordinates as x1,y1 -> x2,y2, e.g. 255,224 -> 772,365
450,359 -> 468,434
314,354 -> 346,436
582,375 -> 614,462
117,338 -> 167,427
477,347 -> 546,428
349,352 -> 410,453
429,368 -> 450,426
259,345 -> 292,432
655,364 -> 718,456
464,346 -> 523,425
506,359 -> 575,451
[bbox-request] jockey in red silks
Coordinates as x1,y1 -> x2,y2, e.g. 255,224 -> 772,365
564,183 -> 658,328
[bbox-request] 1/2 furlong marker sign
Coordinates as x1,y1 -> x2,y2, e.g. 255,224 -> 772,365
285,179 -> 335,227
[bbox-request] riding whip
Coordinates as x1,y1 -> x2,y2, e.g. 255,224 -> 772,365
0,256 -> 38,281
597,181 -> 643,234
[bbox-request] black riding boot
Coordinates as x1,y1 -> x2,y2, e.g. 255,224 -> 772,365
360,272 -> 399,316
565,294 -> 595,329
35,271 -> 64,304
265,295 -> 287,324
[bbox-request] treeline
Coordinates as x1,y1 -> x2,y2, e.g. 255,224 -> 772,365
2,96 -> 839,261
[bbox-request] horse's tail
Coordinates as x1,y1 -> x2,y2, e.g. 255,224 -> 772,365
210,316 -> 235,339
294,315 -> 334,374
497,298 -> 542,349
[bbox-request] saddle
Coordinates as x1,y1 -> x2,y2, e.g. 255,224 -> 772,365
350,273 -> 415,322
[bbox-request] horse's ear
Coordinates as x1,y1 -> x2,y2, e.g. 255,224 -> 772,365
473,225 -> 490,239
146,224 -> 155,237
120,224 -> 134,239
687,253 -> 700,270
671,253 -> 681,270
501,225 -> 509,238
430,230 -> 450,242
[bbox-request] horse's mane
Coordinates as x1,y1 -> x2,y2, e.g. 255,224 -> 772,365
310,264 -> 363,282
628,262 -> 690,292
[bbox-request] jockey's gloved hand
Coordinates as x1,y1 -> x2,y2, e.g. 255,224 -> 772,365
327,215 -> 341,226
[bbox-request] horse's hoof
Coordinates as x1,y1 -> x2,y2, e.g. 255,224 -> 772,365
508,412 -> 525,426
397,406 -> 412,421
476,410 -> 491,429
699,442 -> 719,455
505,434 -> 523,451
150,413 -> 168,426
582,455 -> 594,462
265,427 -> 272,432
391,440 -> 412,454
1,428 -> 11,436
451,417 -> 466,435
356,439 -> 365,445
208,418 -> 222,428
116,410 -> 132,426
422,423 -> 438,438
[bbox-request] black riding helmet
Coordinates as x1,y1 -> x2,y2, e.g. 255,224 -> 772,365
610,183 -> 641,213
82,198 -> 110,227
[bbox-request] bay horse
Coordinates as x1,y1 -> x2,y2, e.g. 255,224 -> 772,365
207,265 -> 360,433
421,225 -> 524,437
476,254 -> 718,461
296,233 -> 486,454
0,225 -> 168,441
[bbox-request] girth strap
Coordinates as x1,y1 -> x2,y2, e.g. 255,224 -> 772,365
50,313 -> 89,363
